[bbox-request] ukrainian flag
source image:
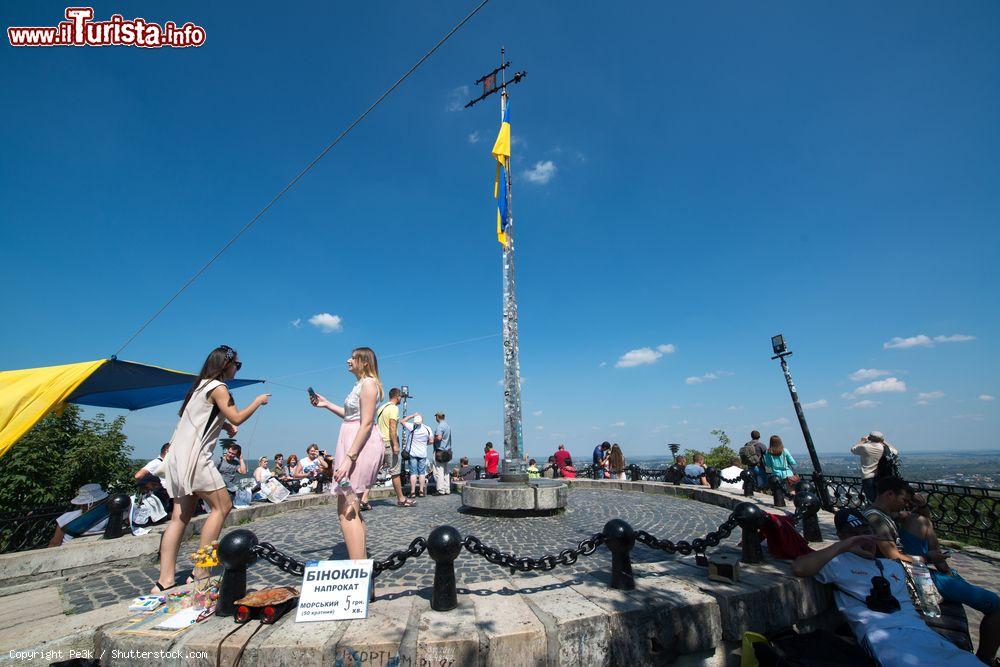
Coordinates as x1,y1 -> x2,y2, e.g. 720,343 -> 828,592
492,105 -> 511,246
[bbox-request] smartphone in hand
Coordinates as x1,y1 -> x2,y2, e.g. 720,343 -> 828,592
308,387 -> 317,399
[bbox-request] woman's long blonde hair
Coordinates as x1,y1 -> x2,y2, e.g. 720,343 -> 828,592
352,347 -> 384,401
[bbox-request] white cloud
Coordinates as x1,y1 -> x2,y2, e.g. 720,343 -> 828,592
534,425 -> 544,431
934,334 -> 976,344
802,399 -> 828,409
308,313 -> 343,333
848,400 -> 881,409
884,334 -> 976,349
598,361 -> 607,368
532,410 -> 543,416
762,417 -> 791,427
853,377 -> 907,396
445,85 -> 469,112
615,343 -> 675,368
980,394 -> 995,402
611,421 -> 626,427
883,335 -> 933,349
591,426 -> 600,431
467,131 -> 480,144
915,391 -> 945,406
524,160 -> 557,185
685,371 -> 733,385
849,368 -> 890,382
727,405 -> 743,411
290,318 -> 302,328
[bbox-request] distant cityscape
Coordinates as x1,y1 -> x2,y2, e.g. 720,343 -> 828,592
623,450 -> 1000,490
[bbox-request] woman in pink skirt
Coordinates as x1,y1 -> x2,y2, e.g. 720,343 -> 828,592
309,347 -> 384,559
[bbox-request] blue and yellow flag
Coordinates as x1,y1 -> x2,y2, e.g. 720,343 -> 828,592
492,105 -> 511,245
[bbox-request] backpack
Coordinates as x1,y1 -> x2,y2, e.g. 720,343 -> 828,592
740,441 -> 762,467
874,444 -> 902,479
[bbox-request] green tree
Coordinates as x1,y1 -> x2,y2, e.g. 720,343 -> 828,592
0,405 -> 133,513
706,429 -> 738,468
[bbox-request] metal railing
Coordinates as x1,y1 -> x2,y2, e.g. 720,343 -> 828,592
0,493 -> 133,554
0,504 -> 70,553
824,474 -> 999,548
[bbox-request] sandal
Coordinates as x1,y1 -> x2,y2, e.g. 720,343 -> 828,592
360,501 -> 372,511
397,499 -> 416,507
151,580 -> 174,594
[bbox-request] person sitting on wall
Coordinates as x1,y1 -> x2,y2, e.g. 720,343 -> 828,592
526,458 -> 540,478
49,484 -> 110,547
683,453 -> 711,486
792,508 -> 982,667
134,443 -> 173,519
540,455 -> 558,478
455,456 -> 477,481
560,457 -> 578,479
866,479 -> 1000,665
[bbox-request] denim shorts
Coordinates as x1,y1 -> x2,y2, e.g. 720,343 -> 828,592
409,456 -> 427,476
932,570 -> 1000,614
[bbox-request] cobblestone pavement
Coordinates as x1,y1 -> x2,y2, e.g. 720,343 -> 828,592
62,488 -> 737,613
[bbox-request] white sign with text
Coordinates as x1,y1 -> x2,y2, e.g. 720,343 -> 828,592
295,559 -> 372,622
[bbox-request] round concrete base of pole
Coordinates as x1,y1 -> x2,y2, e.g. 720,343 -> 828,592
461,479 -> 567,516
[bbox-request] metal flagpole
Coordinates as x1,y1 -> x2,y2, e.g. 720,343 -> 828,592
465,48 -> 529,484
497,48 -> 527,483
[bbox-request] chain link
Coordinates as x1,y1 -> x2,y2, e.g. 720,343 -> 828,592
372,537 -> 426,577
252,542 -> 306,576
462,533 -> 605,573
634,515 -> 738,555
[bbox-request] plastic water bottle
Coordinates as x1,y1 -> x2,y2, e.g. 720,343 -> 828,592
909,556 -> 942,618
339,478 -> 358,507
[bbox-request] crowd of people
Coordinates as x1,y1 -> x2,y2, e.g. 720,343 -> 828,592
48,343 -> 997,666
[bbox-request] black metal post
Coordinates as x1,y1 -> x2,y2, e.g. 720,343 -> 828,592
771,342 -> 830,510
630,465 -> 640,482
795,492 -> 823,543
602,519 -> 635,590
733,502 -> 767,564
770,476 -> 786,508
741,470 -> 755,497
474,465 -> 482,481
217,529 -> 258,617
102,493 -> 131,540
427,526 -> 462,611
706,467 -> 721,490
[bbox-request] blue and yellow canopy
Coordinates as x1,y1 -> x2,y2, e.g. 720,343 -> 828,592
0,358 -> 262,459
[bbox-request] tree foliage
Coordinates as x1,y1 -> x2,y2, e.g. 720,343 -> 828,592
0,405 -> 133,513
683,430 -> 739,469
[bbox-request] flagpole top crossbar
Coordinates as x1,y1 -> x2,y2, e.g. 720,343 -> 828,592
464,63 -> 527,109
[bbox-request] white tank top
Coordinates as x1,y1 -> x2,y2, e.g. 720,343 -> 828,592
344,377 -> 379,422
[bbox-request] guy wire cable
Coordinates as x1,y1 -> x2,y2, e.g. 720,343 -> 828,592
113,0 -> 492,357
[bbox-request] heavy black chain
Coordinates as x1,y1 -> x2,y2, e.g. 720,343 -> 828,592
252,542 -> 306,576
372,537 -> 426,577
634,515 -> 739,555
462,533 -> 605,573
719,471 -> 745,484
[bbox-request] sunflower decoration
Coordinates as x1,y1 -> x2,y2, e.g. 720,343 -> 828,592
190,540 -> 220,569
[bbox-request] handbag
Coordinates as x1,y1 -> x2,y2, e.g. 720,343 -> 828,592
435,449 -> 453,464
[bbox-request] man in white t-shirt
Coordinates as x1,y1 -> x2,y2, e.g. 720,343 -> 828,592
718,459 -> 745,494
792,508 -> 981,667
135,443 -> 170,486
851,431 -> 899,502
400,413 -> 432,497
48,484 -> 110,547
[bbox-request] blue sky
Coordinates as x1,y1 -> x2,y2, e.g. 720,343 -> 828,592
2,1 -> 998,463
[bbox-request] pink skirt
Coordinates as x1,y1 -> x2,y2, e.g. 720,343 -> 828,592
333,420 -> 382,495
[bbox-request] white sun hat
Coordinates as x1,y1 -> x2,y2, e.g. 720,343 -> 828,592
71,483 -> 109,506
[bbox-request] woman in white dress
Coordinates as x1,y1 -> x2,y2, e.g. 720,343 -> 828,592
152,345 -> 270,593
309,347 -> 384,560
